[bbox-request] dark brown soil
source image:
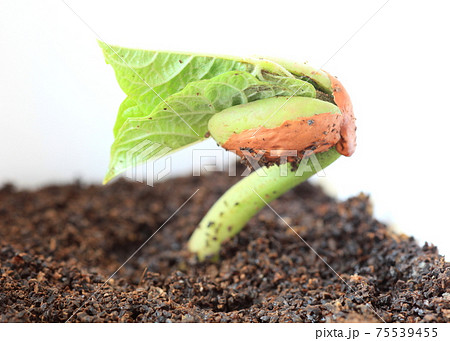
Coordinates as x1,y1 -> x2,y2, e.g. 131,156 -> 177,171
0,170 -> 448,323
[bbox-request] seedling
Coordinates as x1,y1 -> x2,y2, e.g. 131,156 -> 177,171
100,43 -> 356,260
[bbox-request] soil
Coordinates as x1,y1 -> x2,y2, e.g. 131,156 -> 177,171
0,169 -> 449,323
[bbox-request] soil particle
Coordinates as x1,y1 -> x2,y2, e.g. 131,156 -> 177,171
0,170 -> 448,323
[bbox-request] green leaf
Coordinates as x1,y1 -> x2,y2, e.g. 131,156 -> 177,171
113,96 -> 139,136
99,43 -> 323,136
259,56 -> 333,93
100,43 -> 329,183
99,42 -> 251,98
104,71 -> 316,183
99,42 -> 253,136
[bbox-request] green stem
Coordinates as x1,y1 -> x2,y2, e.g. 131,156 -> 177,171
188,148 -> 340,260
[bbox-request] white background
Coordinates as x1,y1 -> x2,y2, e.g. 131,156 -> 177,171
1,0 -> 449,257
0,324 -> 449,340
